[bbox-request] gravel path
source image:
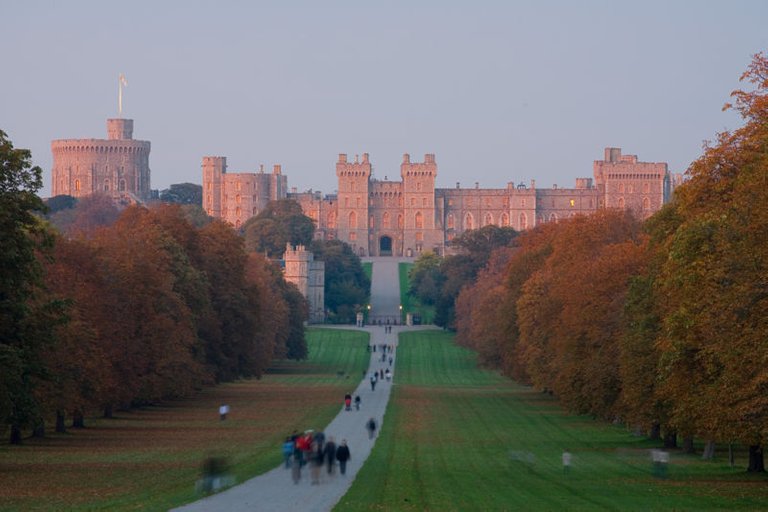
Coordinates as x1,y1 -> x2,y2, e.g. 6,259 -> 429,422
172,258 -> 412,512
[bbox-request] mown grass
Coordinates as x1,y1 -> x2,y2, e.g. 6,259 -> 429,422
398,262 -> 435,324
336,330 -> 768,511
0,328 -> 369,512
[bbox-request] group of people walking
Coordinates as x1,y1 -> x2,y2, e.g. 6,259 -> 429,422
283,430 -> 351,485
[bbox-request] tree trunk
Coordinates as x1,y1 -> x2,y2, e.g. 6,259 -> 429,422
663,430 -> 677,449
55,410 -> 66,433
649,423 -> 661,440
32,419 -> 45,438
72,410 -> 85,428
682,435 -> 695,454
748,445 -> 765,473
103,404 -> 113,419
702,440 -> 716,460
10,424 -> 22,445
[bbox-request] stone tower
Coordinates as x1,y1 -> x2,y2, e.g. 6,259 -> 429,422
400,153 -> 439,256
51,118 -> 151,202
336,153 -> 371,256
283,244 -> 325,323
202,156 -> 227,219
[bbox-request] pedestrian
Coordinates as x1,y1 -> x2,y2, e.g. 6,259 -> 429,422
310,442 -> 323,485
282,436 -> 294,469
354,395 -> 361,410
324,436 -> 337,474
336,439 -> 351,475
562,450 -> 572,474
219,404 -> 229,420
389,357 -> 393,367
366,417 -> 377,439
370,374 -> 377,391
314,430 -> 326,451
385,368 -> 391,381
291,450 -> 302,484
380,369 -> 384,379
344,393 -> 352,411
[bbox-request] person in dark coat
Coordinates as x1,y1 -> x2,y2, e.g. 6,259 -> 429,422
336,439 -> 351,475
324,436 -> 337,474
366,417 -> 377,439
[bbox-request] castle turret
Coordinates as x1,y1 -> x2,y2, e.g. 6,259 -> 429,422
401,153 -> 438,256
202,156 -> 226,219
335,152 -> 372,256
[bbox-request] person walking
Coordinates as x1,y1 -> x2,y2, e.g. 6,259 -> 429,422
344,393 -> 352,411
324,436 -> 337,475
354,395 -> 361,410
282,436 -> 294,469
370,374 -> 377,391
336,439 -> 351,475
366,417 -> 377,439
291,450 -> 302,484
310,442 -> 323,485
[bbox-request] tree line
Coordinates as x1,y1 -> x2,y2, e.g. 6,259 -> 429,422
451,54 -> 768,472
1,147 -> 308,443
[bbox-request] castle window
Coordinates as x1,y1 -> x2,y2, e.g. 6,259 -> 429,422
549,213 -> 558,223
383,212 -> 390,228
618,183 -> 625,194
349,211 -> 357,229
237,182 -> 241,191
415,211 -> 424,229
447,214 -> 454,229
253,207 -> 258,215
448,199 -> 454,206
349,232 -> 357,241
628,184 -> 634,194
398,214 -> 404,229
207,182 -> 212,190
119,179 -> 126,192
618,197 -> 625,209
417,182 -> 422,191
104,179 -> 110,192
328,211 -> 337,229
75,179 -> 81,192
236,207 -> 241,217
519,213 -> 528,230
447,233 -> 454,241
643,197 -> 650,210
484,213 -> 493,226
464,213 -> 474,230
236,195 -> 241,204
501,213 -> 510,227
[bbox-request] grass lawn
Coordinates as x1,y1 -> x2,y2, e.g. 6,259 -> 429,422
398,262 -> 435,324
0,328 -> 369,512
362,261 -> 373,282
336,330 -> 768,511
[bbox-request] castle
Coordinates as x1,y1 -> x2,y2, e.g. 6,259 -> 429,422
203,147 -> 675,257
282,244 -> 325,323
51,119 -> 151,203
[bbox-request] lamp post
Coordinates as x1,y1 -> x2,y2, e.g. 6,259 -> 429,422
399,304 -> 403,325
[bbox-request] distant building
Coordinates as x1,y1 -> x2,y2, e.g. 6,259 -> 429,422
204,147 -> 679,257
202,157 -> 287,228
51,118 -> 151,203
282,244 -> 325,324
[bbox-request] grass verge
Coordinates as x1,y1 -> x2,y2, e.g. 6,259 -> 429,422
336,330 -> 768,511
0,328 -> 369,512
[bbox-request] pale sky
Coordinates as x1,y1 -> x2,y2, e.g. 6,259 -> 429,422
3,1 -> 767,198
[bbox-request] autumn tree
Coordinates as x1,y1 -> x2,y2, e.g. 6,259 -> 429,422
310,239 -> 370,323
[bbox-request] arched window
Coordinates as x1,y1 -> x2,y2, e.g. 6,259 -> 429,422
383,212 -> 390,228
642,197 -> 650,210
549,213 -> 558,223
519,213 -> 528,230
484,213 -> 493,226
447,214 -> 454,229
328,211 -> 337,229
415,211 -> 423,229
628,184 -> 634,194
618,197 -> 625,209
104,179 -> 110,192
398,214 -> 404,229
74,179 -> 81,192
618,183 -> 625,194
464,213 -> 474,230
119,179 -> 126,192
236,207 -> 241,217
501,213 -> 510,227
349,211 -> 357,229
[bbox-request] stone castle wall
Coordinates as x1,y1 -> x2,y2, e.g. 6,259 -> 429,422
51,119 -> 151,202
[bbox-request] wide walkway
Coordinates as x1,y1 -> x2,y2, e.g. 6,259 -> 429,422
173,259 -> 410,512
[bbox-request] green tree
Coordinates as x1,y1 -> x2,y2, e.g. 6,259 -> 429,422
159,183 -> 203,206
408,250 -> 442,305
0,130 -> 57,444
242,199 -> 315,257
310,239 -> 370,323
